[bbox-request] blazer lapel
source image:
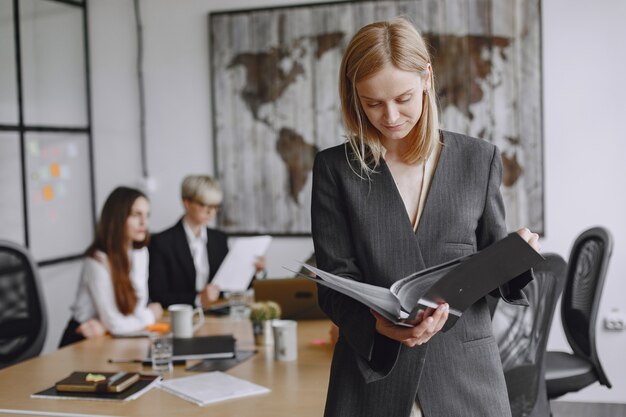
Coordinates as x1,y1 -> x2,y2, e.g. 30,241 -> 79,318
376,160 -> 426,273
415,133 -> 453,262
173,220 -> 196,285
206,230 -> 220,280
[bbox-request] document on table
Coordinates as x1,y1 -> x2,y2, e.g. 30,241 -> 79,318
211,235 -> 272,291
158,372 -> 270,406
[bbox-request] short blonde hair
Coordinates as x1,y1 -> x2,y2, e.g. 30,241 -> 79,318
181,175 -> 223,205
339,17 -> 440,175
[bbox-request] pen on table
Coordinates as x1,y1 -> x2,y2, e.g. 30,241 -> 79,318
108,358 -> 186,365
107,371 -> 127,386
108,358 -> 144,364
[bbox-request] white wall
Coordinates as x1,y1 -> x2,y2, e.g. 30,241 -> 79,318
541,0 -> 626,403
41,0 -> 320,353
37,0 -> 626,403
40,261 -> 81,352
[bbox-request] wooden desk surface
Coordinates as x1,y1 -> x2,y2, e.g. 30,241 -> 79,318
0,318 -> 333,417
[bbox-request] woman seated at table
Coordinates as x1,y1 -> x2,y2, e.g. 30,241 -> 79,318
148,175 -> 265,310
59,186 -> 163,347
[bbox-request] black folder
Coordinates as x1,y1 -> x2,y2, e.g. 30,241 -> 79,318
147,335 -> 236,361
298,233 -> 543,331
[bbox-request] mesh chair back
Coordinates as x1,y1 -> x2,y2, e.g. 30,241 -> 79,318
493,253 -> 567,417
561,227 -> 612,387
0,240 -> 47,368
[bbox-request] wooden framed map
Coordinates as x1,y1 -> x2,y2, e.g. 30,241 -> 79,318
209,0 -> 543,235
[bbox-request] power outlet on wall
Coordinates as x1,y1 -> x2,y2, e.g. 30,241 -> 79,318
604,308 -> 625,331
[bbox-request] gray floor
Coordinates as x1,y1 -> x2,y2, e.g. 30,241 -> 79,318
551,401 -> 626,417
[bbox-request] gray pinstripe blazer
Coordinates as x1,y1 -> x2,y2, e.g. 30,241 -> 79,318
311,131 -> 531,417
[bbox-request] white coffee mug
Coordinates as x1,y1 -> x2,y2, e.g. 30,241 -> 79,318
272,320 -> 298,361
168,304 -> 204,338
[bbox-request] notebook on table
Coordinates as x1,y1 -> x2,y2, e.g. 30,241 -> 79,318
159,371 -> 269,406
186,350 -> 257,372
147,335 -> 236,361
55,371 -> 140,393
32,373 -> 160,402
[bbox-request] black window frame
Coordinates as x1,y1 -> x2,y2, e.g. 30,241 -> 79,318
0,0 -> 96,267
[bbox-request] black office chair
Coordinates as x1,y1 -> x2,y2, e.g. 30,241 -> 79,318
545,227 -> 613,399
0,240 -> 47,369
493,253 -> 567,417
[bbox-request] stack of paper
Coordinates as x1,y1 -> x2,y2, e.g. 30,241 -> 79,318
159,372 -> 270,406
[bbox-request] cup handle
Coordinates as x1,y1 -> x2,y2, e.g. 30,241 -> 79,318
192,307 -> 205,333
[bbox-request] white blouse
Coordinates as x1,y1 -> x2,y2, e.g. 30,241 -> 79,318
71,247 -> 155,335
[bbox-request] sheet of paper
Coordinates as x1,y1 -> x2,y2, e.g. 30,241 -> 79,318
158,372 -> 270,406
211,235 -> 272,291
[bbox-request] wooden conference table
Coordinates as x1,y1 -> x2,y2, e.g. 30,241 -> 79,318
0,318 -> 333,417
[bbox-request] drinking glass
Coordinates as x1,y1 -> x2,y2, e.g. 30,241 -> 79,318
150,332 -> 173,373
225,289 -> 254,320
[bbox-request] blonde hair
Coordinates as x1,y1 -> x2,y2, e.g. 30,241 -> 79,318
339,17 -> 440,175
181,175 -> 223,205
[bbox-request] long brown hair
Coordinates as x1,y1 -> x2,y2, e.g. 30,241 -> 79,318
339,17 -> 441,175
86,186 -> 149,315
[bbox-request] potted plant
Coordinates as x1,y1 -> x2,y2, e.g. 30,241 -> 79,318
249,301 -> 282,345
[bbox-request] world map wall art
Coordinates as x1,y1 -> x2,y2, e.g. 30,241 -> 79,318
209,0 -> 543,235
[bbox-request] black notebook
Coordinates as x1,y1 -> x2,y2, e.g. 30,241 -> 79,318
55,371 -> 139,393
147,335 -> 236,361
186,349 -> 257,372
296,233 -> 543,331
32,374 -> 160,402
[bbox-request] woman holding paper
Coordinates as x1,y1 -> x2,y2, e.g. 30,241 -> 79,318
59,187 -> 163,346
148,175 -> 266,309
311,18 -> 540,417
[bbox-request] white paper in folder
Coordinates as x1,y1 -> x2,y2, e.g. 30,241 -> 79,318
211,235 -> 272,291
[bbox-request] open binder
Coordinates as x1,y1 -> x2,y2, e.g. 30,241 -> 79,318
298,233 -> 543,331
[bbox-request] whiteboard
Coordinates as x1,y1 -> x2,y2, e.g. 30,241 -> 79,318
24,132 -> 93,261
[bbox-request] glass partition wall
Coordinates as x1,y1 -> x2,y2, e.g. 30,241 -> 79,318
0,0 -> 95,265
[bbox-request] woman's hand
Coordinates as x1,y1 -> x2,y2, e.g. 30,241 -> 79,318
200,283 -> 221,309
254,256 -> 267,274
516,227 -> 541,252
371,303 -> 449,347
148,302 -> 163,320
76,318 -> 106,339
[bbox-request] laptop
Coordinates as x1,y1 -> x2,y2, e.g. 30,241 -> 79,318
252,277 -> 327,320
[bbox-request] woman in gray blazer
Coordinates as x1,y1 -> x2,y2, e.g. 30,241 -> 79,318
311,18 -> 540,417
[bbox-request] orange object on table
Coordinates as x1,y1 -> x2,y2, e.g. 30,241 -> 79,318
146,323 -> 170,333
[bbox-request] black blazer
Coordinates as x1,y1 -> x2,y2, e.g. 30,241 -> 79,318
148,219 -> 228,307
312,131 -> 530,417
